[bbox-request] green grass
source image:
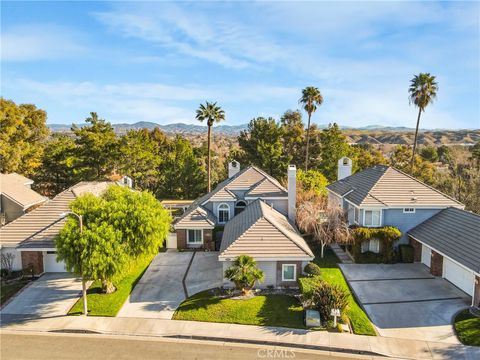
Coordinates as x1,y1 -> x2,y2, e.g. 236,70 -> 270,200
173,292 -> 305,329
68,255 -> 154,316
0,279 -> 30,306
454,309 -> 480,346
309,247 -> 376,336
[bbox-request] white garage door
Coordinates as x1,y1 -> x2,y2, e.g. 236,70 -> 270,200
421,245 -> 431,267
443,258 -> 474,296
43,252 -> 67,272
166,233 -> 177,249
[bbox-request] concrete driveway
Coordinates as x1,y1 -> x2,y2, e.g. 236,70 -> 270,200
339,263 -> 471,343
118,251 -> 222,319
1,273 -> 82,317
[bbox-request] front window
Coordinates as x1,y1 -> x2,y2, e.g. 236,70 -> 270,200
234,201 -> 247,216
361,239 -> 380,253
218,203 -> 230,223
187,229 -> 203,244
354,208 -> 359,224
364,210 -> 381,227
282,264 -> 296,281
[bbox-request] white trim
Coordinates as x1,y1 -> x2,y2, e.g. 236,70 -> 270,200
16,247 -> 56,252
174,224 -> 214,230
186,229 -> 203,244
403,208 -> 416,213
217,203 -> 230,224
218,256 -> 313,262
244,196 -> 287,200
282,264 -> 297,281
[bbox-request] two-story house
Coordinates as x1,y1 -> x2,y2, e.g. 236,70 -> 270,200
173,162 -> 314,288
326,158 -> 464,254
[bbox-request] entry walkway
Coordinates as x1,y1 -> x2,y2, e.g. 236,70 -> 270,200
1,315 -> 478,359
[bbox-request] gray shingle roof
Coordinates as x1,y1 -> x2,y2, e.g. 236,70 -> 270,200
219,199 -> 313,259
1,173 -> 47,208
327,165 -> 463,208
408,207 -> 480,273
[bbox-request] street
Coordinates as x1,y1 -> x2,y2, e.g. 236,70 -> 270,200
0,331 -> 373,360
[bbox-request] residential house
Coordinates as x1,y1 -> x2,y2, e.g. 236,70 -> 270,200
0,181 -> 113,275
0,173 -> 47,226
174,162 -> 314,287
326,157 -> 464,254
408,207 -> 480,307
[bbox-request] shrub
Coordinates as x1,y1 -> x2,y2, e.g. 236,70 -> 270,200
350,226 -> 401,263
399,244 -> 414,263
302,280 -> 349,322
224,255 -> 265,295
304,262 -> 321,276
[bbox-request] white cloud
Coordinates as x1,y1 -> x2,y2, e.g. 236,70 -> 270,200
1,24 -> 85,61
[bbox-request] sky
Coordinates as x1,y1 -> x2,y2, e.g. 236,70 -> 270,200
1,1 -> 479,129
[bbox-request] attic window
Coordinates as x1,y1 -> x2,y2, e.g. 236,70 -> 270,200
234,200 -> 247,216
403,208 -> 415,213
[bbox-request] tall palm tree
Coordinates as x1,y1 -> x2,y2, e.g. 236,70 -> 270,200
408,73 -> 438,171
224,255 -> 264,295
299,87 -> 324,171
196,101 -> 225,192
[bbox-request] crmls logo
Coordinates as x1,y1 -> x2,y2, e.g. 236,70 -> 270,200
257,349 -> 296,358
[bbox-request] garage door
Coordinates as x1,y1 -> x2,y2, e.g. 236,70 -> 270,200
421,245 -> 431,267
443,258 -> 474,296
43,252 -> 67,272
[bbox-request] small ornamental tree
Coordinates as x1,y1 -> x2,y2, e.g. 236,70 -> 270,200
302,281 -> 349,323
224,255 -> 264,295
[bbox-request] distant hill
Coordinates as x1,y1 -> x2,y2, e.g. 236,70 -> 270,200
48,122 -> 479,145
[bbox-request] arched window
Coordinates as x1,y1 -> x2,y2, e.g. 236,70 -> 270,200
218,203 -> 230,223
235,200 -> 247,216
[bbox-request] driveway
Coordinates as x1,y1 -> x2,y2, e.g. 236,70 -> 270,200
339,263 -> 471,343
1,273 -> 82,318
118,251 -> 222,319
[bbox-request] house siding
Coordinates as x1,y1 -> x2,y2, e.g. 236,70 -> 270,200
1,196 -> 24,224
383,208 -> 443,244
261,199 -> 288,216
276,261 -> 302,288
177,229 -> 186,249
0,247 -> 23,271
21,251 -> 44,275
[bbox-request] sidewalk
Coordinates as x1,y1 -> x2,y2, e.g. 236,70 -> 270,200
1,315 -> 478,360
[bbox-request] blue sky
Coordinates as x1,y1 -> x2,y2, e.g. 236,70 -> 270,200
1,1 -> 479,129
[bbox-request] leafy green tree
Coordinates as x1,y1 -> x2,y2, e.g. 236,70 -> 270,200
297,169 -> 329,197
33,134 -> 79,196
350,144 -> 388,171
72,112 -> 118,180
437,145 -> 452,164
118,129 -> 160,191
0,98 -> 49,176
390,145 -> 436,184
318,123 -> 351,182
280,110 -> 305,166
195,102 -> 225,192
237,117 -> 291,179
299,87 -> 323,171
420,146 -> 439,163
408,73 -> 438,170
156,135 -> 206,199
224,255 -> 264,295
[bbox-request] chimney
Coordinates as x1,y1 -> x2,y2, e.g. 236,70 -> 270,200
228,160 -> 240,178
337,157 -> 352,180
287,164 -> 296,222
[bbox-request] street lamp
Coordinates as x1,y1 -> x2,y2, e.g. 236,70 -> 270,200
59,211 -> 87,316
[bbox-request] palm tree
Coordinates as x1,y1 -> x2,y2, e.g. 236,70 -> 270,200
224,255 -> 264,295
408,73 -> 438,171
195,101 -> 225,192
299,87 -> 324,171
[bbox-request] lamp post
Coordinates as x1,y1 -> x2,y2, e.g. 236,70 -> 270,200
60,211 -> 87,316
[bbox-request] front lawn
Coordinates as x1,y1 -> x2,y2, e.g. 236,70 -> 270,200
173,292 -> 305,329
68,255 -> 154,316
454,309 -> 480,346
308,247 -> 376,336
0,278 -> 30,306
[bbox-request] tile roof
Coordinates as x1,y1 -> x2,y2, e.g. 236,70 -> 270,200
219,199 -> 313,260
327,165 -> 463,208
175,165 -> 287,227
0,182 -> 112,249
0,173 -> 47,208
173,206 -> 215,229
408,207 -> 480,273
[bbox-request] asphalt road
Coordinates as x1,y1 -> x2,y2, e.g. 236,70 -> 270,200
0,331 -> 373,360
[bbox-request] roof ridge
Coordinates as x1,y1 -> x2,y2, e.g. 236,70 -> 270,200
356,165 -> 389,205
249,166 -> 287,191
389,167 -> 464,206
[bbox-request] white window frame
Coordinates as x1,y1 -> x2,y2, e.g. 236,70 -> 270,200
217,203 -> 230,224
234,200 -> 247,215
282,264 -> 297,282
187,229 -> 203,244
403,208 -> 416,213
361,239 -> 380,254
354,207 -> 360,224
363,209 -> 382,227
